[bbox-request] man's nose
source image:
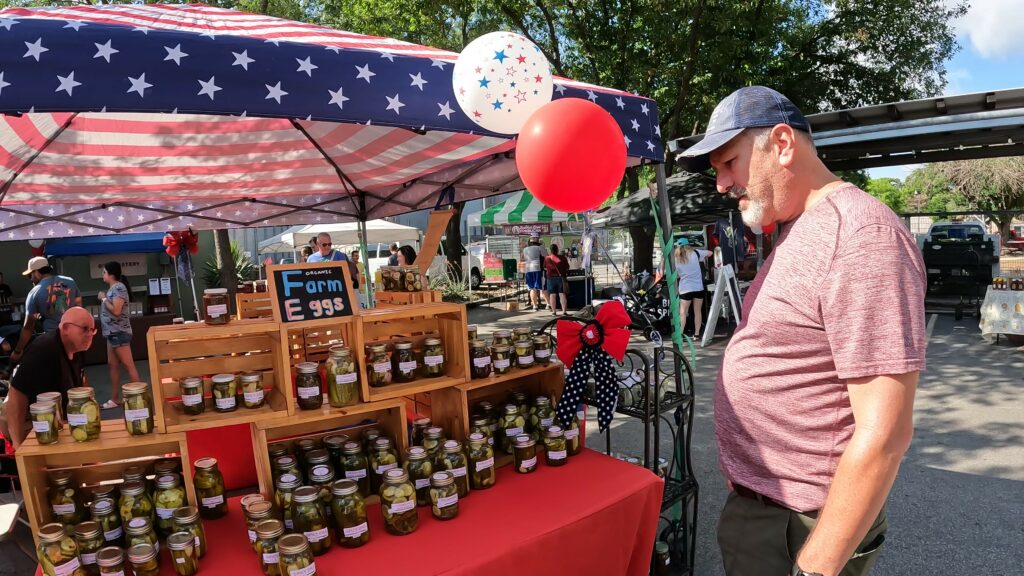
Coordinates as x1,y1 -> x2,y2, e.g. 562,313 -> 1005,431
716,173 -> 732,194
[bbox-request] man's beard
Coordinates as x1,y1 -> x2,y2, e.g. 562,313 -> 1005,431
728,186 -> 768,228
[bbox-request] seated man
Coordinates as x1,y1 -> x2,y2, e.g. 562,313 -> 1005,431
3,307 -> 94,450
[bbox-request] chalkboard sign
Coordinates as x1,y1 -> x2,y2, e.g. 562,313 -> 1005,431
267,262 -> 357,323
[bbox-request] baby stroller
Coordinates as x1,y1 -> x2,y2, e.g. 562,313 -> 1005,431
595,270 -> 671,342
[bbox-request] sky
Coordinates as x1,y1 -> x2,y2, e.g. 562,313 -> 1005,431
866,0 -> 1024,181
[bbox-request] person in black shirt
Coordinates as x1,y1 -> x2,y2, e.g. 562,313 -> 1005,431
0,272 -> 12,304
4,307 -> 94,450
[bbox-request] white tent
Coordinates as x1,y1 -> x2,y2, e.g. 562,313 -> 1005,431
258,220 -> 420,255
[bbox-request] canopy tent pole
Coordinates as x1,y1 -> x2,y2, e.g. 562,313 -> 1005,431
358,218 -> 372,308
654,163 -> 683,354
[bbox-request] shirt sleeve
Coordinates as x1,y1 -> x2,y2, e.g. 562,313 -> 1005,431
25,286 -> 40,315
11,339 -> 47,398
819,223 -> 927,380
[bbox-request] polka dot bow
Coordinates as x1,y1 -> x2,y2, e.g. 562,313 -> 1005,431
555,301 -> 631,432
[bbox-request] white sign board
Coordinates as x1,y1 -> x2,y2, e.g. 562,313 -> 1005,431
160,277 -> 173,295
701,264 -> 742,347
148,278 -> 161,296
89,253 -> 148,280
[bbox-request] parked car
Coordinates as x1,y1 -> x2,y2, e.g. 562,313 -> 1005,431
428,241 -> 484,289
917,221 -> 1000,259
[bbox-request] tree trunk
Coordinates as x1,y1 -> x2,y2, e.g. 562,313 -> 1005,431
213,229 -> 236,312
444,202 -> 465,279
993,215 -> 1015,243
628,225 -> 656,275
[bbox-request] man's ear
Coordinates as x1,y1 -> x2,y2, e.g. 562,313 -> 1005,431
770,124 -> 798,168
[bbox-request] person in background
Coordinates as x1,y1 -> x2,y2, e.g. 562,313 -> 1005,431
300,245 -> 314,262
388,243 -> 400,266
350,250 -> 366,281
544,244 -> 570,315
98,261 -> 141,410
307,232 -> 359,288
3,307 -> 93,450
10,257 -> 82,365
673,238 -> 713,338
522,232 -> 548,310
0,272 -> 12,304
397,245 -> 418,266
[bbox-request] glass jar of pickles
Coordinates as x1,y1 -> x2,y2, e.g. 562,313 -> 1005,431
498,404 -> 526,455
530,396 -> 556,441
513,435 -> 538,474
74,521 -> 104,575
126,543 -> 159,576
179,377 -> 205,416
369,437 -> 399,495
30,401 -> 59,444
118,481 -> 154,526
467,324 -> 478,342
544,426 -> 569,466
380,469 -> 418,536
255,519 -> 285,576
291,487 -> 331,556
492,329 -> 512,348
154,458 -> 182,477
309,464 -> 335,518
211,373 -> 238,413
368,344 -> 392,387
532,334 -> 552,365
122,465 -> 149,497
167,532 -> 199,576
295,362 -> 323,410
512,327 -> 532,365
124,517 -> 159,553
268,442 -> 291,463
37,523 -> 84,576
96,547 -> 125,576
329,479 -> 369,549
469,339 -> 492,379
380,266 -> 400,291
90,498 -> 123,548
469,415 -> 494,446
153,474 -> 186,537
466,433 -> 496,490
392,341 -> 417,383
245,500 -> 275,552
172,506 -> 207,559
277,534 -> 317,576
322,435 -> 348,471
514,340 -> 535,369
511,391 -> 530,423
565,414 -> 582,456
67,387 -> 100,442
477,401 -> 498,434
241,372 -> 266,409
421,337 -> 445,377
121,382 -> 154,436
339,442 -> 370,497
411,417 -> 431,447
36,391 -> 64,431
275,474 -> 301,532
325,346 -> 359,408
403,446 -> 433,506
428,471 -> 459,521
305,448 -> 331,476
398,266 -> 422,291
202,288 -> 230,325
194,458 -> 227,519
491,344 -> 512,375
272,455 -> 301,486
422,426 -> 446,469
295,438 -> 319,474
441,440 -> 470,498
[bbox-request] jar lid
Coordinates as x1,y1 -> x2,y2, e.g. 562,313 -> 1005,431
443,440 -> 462,453
534,395 -> 550,406
424,337 -> 441,346
68,386 -> 94,400
470,414 -> 489,426
655,541 -> 670,554
38,523 -> 67,544
393,340 -> 413,350
194,457 -> 218,470
296,438 -> 317,450
306,448 -> 330,464
513,327 -> 532,336
296,361 -> 319,374
502,404 -> 519,415
29,401 -> 56,415
532,334 -> 550,344
167,531 -> 195,551
330,479 -> 360,497
494,329 -> 511,337
477,401 -> 494,410
172,506 -> 200,524
276,533 -> 310,555
255,519 -> 284,540
423,426 -> 443,439
120,480 -> 145,496
204,288 -> 228,295
92,484 -> 117,500
96,546 -> 124,568
467,432 -> 486,445
180,376 -> 203,387
49,469 -> 73,486
91,497 -> 115,515
323,434 -> 349,449
511,391 -> 527,401
293,486 -> 320,503
406,446 -> 426,459
373,437 -> 392,450
545,425 -> 564,438
341,441 -> 363,455
430,471 -> 454,486
122,382 -> 148,395
513,434 -> 536,448
492,344 -> 511,353
236,493 -> 263,511
267,443 -> 290,457
155,474 -> 180,489
276,473 -> 301,490
310,465 -> 334,483
211,373 -> 235,384
368,343 -> 388,353
413,417 -> 431,427
383,468 -> 409,484
274,455 -> 297,468
470,339 -> 488,349
74,521 -> 102,540
246,500 -> 274,520
127,543 -> 158,564
153,459 -> 180,474
125,516 -> 152,535
240,372 -> 262,383
328,345 -> 351,357
362,428 -> 381,440
36,391 -> 61,405
122,465 -> 146,480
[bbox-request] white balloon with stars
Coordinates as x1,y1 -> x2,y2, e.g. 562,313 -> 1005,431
452,31 -> 553,135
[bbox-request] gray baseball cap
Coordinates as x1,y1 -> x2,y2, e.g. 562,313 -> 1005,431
679,86 -> 810,173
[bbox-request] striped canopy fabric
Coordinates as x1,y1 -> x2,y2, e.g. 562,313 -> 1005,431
0,4 -> 663,241
466,190 -> 581,227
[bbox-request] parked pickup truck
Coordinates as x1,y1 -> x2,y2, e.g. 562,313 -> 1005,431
917,221 -> 1000,258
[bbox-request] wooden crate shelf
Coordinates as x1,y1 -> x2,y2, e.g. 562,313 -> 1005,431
250,398 -> 407,497
147,319 -> 292,432
277,316 -> 359,409
356,303 -> 470,403
236,292 -> 273,320
15,420 -> 194,545
374,290 -> 442,307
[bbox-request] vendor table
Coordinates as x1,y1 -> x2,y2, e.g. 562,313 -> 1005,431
978,287 -> 1024,336
37,449 -> 662,576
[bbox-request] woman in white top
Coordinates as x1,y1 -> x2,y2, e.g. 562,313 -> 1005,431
673,238 -> 712,337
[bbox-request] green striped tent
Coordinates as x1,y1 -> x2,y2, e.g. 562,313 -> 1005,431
466,190 -> 581,227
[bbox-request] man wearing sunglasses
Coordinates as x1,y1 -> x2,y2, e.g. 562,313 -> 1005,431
306,232 -> 359,288
2,307 -> 94,450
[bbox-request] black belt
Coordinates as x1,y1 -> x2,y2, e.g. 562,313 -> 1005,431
733,484 -> 790,510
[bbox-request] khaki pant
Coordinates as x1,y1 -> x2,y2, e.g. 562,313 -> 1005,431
717,490 -> 888,576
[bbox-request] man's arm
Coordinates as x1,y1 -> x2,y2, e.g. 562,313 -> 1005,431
795,370 -> 917,575
9,312 -> 38,365
6,386 -> 29,451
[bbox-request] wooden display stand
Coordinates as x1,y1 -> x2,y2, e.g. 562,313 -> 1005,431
374,290 -> 443,307
16,420 -> 194,545
236,292 -> 273,320
356,302 -> 470,403
250,398 -> 406,497
278,317 -> 359,408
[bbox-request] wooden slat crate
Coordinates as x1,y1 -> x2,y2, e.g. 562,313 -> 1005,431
236,292 -> 273,320
278,317 -> 359,408
250,398 -> 407,497
355,302 -> 470,403
147,319 -> 292,432
374,290 -> 443,307
15,420 -> 194,545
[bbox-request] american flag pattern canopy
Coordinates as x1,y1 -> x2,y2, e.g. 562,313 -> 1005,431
0,4 -> 663,240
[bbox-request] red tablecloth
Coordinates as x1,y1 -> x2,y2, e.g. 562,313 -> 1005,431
48,449 -> 662,576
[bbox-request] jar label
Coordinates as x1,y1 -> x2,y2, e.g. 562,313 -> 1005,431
535,348 -> 551,358
548,450 -> 567,460
450,466 -> 467,478
285,519 -> 294,529
335,372 -> 358,385
156,506 -> 175,519
488,437 -> 494,446
214,397 -> 236,410
304,527 -> 329,543
505,426 -> 523,437
182,393 -> 203,407
398,361 -> 418,372
68,413 -> 88,426
125,408 -> 150,422
297,386 -> 320,399
32,420 -> 50,434
414,478 -> 430,489
52,503 -> 75,515
424,355 -> 444,367
207,303 -> 228,318
521,456 -> 537,468
473,356 -> 492,368
564,428 -> 580,440
342,522 -> 368,538
518,355 -> 535,365
247,529 -> 257,543
290,563 -> 316,576
244,390 -> 265,403
201,494 -> 224,508
375,462 -> 397,474
541,417 -> 554,427
104,572 -> 124,576
104,526 -> 122,541
262,552 -> 279,565
81,553 -> 97,565
373,362 -> 390,373
389,500 -> 415,514
53,557 -> 81,576
175,557 -> 185,564
494,359 -> 510,369
475,457 -> 494,472
195,536 -> 201,547
437,494 -> 458,508
344,468 -> 367,479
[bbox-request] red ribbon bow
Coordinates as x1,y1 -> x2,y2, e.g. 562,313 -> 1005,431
163,228 -> 199,258
555,300 -> 631,368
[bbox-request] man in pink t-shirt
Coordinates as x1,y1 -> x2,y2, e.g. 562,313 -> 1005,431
680,87 -> 926,576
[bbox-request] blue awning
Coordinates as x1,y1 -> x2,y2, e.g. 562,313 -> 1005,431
45,233 -> 166,257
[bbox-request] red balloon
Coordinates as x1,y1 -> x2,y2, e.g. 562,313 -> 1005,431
515,98 -> 627,213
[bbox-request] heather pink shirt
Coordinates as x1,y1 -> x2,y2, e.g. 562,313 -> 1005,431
715,184 -> 926,513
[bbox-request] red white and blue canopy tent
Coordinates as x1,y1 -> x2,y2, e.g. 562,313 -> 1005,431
0,4 -> 663,241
